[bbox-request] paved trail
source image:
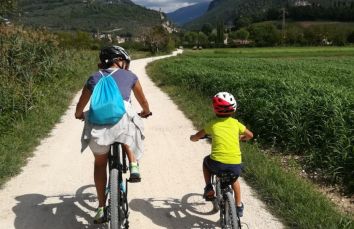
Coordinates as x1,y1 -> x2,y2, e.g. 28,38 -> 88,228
0,50 -> 284,229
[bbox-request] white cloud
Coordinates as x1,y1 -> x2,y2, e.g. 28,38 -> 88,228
132,0 -> 210,13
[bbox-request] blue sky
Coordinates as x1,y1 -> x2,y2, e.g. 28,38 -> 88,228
131,0 -> 211,13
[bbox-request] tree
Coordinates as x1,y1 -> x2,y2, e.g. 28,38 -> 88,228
235,28 -> 250,40
143,26 -> 171,54
234,17 -> 252,30
0,0 -> 16,16
201,23 -> 213,36
216,20 -> 225,46
249,23 -> 281,47
183,31 -> 199,46
208,31 -> 217,45
198,32 -> 209,47
329,28 -> 346,46
347,31 -> 354,43
285,26 -> 305,45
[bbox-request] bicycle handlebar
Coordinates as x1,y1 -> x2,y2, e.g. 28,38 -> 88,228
201,135 -> 211,140
138,112 -> 152,118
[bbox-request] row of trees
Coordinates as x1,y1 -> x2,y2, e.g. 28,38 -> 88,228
55,25 -> 176,54
265,5 -> 354,22
175,21 -> 354,48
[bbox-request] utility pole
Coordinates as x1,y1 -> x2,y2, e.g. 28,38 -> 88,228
281,7 -> 286,41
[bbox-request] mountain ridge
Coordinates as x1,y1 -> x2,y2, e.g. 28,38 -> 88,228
16,0 -> 162,35
185,0 -> 354,29
167,1 -> 210,26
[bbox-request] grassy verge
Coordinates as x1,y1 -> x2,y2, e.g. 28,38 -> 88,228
0,50 -> 97,187
146,54 -> 353,228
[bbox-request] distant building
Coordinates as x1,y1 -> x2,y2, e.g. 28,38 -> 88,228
294,0 -> 311,7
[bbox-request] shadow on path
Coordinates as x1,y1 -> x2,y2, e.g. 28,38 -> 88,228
130,193 -> 219,228
13,185 -> 106,229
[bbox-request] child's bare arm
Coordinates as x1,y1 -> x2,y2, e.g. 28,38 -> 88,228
190,130 -> 206,142
240,128 -> 253,141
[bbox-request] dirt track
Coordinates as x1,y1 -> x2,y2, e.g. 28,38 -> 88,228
0,50 -> 284,229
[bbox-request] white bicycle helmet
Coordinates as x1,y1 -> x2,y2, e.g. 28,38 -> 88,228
212,92 -> 237,115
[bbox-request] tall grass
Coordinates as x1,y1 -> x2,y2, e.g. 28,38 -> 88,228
146,48 -> 354,193
0,25 -> 97,186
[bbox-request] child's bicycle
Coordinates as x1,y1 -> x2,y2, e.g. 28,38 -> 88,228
211,171 -> 241,229
202,135 -> 241,229
105,142 -> 140,229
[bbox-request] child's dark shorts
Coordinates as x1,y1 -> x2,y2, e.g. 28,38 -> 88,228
203,155 -> 242,177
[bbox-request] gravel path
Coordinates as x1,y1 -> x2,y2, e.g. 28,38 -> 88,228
0,50 -> 284,229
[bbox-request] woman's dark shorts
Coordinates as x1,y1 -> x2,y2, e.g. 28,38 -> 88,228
203,155 -> 242,177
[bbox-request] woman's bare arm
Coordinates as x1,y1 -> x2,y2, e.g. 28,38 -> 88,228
133,80 -> 151,116
75,86 -> 91,120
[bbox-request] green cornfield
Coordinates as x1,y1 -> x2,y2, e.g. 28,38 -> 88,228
149,47 -> 354,193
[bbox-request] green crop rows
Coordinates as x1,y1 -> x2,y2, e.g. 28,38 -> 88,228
150,47 -> 354,193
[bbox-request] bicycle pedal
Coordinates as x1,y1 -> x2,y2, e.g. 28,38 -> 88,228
93,216 -> 108,224
128,177 -> 141,183
205,196 -> 216,201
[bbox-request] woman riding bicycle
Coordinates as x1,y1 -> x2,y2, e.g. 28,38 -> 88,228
190,92 -> 253,217
75,46 -> 151,223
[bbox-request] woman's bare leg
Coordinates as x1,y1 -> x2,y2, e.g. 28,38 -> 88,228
94,153 -> 108,207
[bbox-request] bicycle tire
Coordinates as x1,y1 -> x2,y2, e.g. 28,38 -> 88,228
224,192 -> 239,229
120,185 -> 129,228
110,168 -> 119,229
214,179 -> 222,212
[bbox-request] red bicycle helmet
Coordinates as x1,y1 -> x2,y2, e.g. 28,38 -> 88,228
213,92 -> 237,115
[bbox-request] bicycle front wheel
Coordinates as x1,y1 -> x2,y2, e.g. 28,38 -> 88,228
223,192 -> 239,229
110,168 -> 119,229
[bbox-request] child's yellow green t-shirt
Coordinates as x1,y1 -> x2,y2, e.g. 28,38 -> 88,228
204,117 -> 246,164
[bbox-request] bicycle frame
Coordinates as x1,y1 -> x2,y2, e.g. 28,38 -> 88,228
107,142 -> 130,229
212,172 -> 241,229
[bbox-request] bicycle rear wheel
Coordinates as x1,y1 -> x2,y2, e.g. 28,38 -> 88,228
223,192 -> 239,229
110,168 -> 119,229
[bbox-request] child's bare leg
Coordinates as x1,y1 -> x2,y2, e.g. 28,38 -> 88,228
122,144 -> 136,163
203,164 -> 212,185
123,144 -> 140,180
232,179 -> 242,206
94,153 -> 108,207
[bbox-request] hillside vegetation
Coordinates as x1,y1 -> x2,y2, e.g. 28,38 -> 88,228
0,25 -> 97,186
16,0 -> 161,35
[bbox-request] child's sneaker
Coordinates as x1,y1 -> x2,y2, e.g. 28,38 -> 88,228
203,184 -> 215,201
129,162 -> 141,182
93,207 -> 106,224
236,202 -> 244,217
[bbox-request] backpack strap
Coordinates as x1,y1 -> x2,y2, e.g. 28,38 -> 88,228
99,68 -> 120,78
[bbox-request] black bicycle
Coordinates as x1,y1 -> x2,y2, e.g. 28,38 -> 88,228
106,142 -> 133,229
106,112 -> 151,228
211,171 -> 241,229
201,135 -> 241,229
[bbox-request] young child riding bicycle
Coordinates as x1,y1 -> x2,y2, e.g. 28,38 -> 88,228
190,92 -> 253,217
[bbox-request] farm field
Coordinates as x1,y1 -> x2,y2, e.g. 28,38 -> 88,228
147,47 -> 354,227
